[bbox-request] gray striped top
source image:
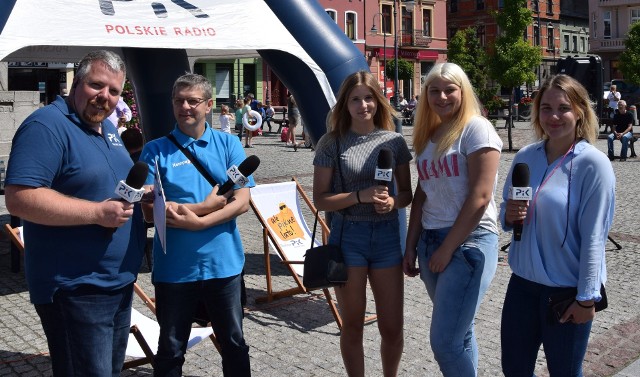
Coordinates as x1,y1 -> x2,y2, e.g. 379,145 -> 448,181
313,129 -> 412,221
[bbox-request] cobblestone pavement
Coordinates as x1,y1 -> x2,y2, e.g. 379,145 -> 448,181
1,120 -> 639,376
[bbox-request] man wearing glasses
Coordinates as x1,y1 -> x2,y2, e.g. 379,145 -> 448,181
140,73 -> 253,376
607,100 -> 634,162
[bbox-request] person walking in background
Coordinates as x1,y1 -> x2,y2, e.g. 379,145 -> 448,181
140,73 -> 253,377
242,97 -> 254,148
234,99 -> 244,139
106,95 -> 132,135
402,62 -> 502,377
607,99 -> 634,161
287,93 -> 301,151
607,84 -> 621,118
262,101 -> 274,132
500,74 -> 615,376
313,70 -> 413,377
219,104 -> 235,134
4,50 -> 146,376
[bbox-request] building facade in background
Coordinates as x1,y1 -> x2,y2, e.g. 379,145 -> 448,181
588,0 -> 640,82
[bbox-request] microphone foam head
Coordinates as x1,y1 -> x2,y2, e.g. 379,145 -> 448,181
377,148 -> 393,170
512,163 -> 530,187
238,155 -> 261,176
126,161 -> 149,189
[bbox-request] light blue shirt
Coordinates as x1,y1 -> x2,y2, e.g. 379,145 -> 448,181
140,124 -> 255,283
500,140 -> 615,302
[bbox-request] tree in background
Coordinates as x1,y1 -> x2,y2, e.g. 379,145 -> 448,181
386,58 -> 414,82
620,22 -> 640,86
487,0 -> 541,151
121,79 -> 140,130
448,27 -> 496,114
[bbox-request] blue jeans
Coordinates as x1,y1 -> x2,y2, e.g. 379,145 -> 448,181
607,131 -> 632,158
501,274 -> 592,377
417,227 -> 498,377
34,284 -> 134,377
154,274 -> 250,377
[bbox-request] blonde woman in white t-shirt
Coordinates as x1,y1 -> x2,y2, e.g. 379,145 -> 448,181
402,62 -> 502,377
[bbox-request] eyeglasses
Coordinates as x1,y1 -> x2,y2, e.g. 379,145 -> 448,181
172,97 -> 208,108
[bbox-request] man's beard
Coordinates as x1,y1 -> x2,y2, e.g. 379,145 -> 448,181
83,99 -> 112,124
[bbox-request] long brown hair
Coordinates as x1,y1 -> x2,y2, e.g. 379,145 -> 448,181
328,71 -> 397,137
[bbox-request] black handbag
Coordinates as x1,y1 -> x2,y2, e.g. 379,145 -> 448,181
548,285 -> 608,323
303,210 -> 348,290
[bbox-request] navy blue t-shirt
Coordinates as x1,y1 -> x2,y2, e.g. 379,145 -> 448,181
5,96 -> 145,304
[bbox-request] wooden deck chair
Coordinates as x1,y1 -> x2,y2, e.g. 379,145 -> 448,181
249,177 -> 376,330
2,223 -> 219,370
123,283 -> 221,370
4,224 -> 24,253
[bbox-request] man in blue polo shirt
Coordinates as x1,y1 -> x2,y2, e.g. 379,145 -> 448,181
140,73 -> 254,376
4,50 -> 145,376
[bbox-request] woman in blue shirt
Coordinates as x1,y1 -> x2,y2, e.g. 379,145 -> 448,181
500,74 -> 615,376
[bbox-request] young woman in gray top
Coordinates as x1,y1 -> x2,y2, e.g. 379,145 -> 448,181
313,71 -> 413,377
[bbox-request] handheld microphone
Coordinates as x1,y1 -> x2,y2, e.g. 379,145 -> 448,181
217,155 -> 260,195
114,161 -> 148,203
511,163 -> 532,241
374,148 -> 393,187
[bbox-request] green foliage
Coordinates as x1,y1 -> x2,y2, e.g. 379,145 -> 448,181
488,0 -> 541,90
484,95 -> 506,113
386,58 -> 413,81
448,27 -> 494,105
620,22 -> 640,86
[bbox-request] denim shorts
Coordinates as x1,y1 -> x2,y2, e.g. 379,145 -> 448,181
329,214 -> 402,269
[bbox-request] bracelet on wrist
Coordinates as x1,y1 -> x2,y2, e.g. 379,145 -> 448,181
356,190 -> 362,204
575,300 -> 595,309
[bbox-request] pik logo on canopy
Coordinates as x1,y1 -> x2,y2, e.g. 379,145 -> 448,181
99,0 -> 209,19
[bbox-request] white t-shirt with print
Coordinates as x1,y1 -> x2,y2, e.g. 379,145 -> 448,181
416,115 -> 503,234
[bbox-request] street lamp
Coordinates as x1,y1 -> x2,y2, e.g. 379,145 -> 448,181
534,0 -> 542,86
392,0 -> 414,108
370,13 -> 387,96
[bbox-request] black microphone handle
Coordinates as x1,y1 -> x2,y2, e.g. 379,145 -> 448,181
513,221 -> 523,241
217,179 -> 235,196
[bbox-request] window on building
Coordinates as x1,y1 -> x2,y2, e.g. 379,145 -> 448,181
631,9 -> 640,24
547,25 -> 554,51
563,34 -> 570,51
572,35 -> 578,52
326,10 -> 336,22
450,0 -> 457,13
580,37 -> 586,52
423,9 -> 432,37
477,0 -> 485,10
382,4 -> 392,34
534,24 -> 540,45
345,12 -> 356,40
477,25 -> 486,47
592,13 -> 598,39
402,7 -> 413,34
547,0 -> 553,15
498,0 -> 504,8
603,11 -> 611,39
533,0 -> 539,13
449,27 -> 458,39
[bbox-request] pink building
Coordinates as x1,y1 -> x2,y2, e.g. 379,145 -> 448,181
319,0 -> 448,98
588,0 -> 640,81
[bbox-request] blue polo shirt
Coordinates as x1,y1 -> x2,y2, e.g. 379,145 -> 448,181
6,96 -> 145,304
140,124 -> 255,283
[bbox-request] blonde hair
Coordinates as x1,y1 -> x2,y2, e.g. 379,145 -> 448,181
412,62 -> 483,156
220,104 -> 229,115
328,71 -> 397,137
532,74 -> 598,144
